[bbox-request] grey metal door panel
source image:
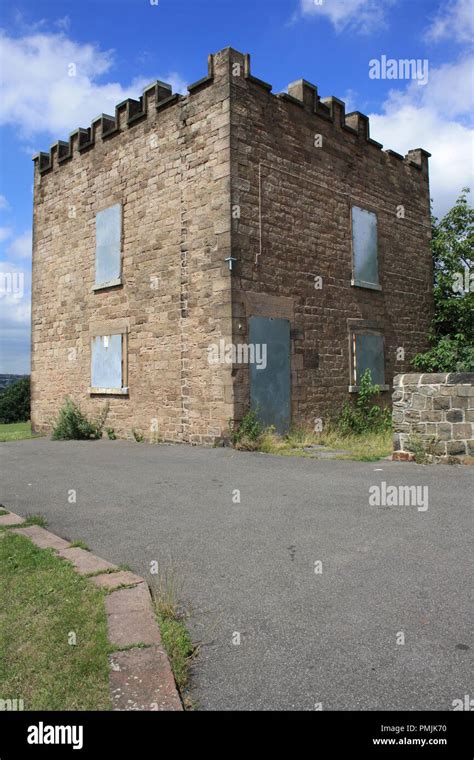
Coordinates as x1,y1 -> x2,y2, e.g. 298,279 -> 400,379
249,316 -> 291,433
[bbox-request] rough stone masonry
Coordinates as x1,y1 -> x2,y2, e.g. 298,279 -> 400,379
31,47 -> 433,443
392,373 -> 474,464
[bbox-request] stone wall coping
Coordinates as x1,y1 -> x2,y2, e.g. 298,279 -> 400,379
393,372 -> 474,387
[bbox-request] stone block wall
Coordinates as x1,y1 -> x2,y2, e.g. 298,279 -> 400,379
31,50 -> 234,444
228,49 -> 433,426
392,373 -> 474,463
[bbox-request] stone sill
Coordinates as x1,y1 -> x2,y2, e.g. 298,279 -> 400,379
92,277 -> 122,291
349,384 -> 389,393
351,279 -> 382,292
89,387 -> 129,396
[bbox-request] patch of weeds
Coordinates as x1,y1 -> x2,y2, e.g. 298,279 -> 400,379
110,642 -> 151,653
228,410 -> 264,451
23,514 -> 47,528
405,434 -> 438,464
150,562 -> 196,698
69,540 -> 90,551
106,427 -> 117,440
0,508 -> 9,516
132,428 -> 144,443
52,398 -> 109,440
336,369 -> 391,436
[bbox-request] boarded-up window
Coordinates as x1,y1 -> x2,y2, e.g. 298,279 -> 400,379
95,204 -> 121,286
351,206 -> 379,287
352,333 -> 385,386
91,334 -> 123,390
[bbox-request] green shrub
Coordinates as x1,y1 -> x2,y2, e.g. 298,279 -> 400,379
51,398 -> 109,440
106,427 -> 116,440
229,409 -> 263,450
132,428 -> 144,443
0,377 -> 30,423
336,369 -> 391,435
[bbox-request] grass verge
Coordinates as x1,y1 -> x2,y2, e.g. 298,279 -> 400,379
0,422 -> 39,442
0,532 -> 111,710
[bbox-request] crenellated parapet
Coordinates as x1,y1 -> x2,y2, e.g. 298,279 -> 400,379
282,75 -> 429,171
33,55 -> 215,174
33,48 -> 430,176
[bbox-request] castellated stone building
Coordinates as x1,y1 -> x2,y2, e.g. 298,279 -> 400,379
31,47 -> 433,443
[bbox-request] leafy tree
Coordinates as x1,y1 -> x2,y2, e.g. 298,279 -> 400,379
0,377 -> 30,423
412,189 -> 474,372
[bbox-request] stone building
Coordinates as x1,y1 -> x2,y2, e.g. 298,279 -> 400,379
31,47 -> 433,443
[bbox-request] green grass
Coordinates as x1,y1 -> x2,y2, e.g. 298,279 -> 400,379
69,540 -> 90,551
0,421 -> 39,442
23,514 -> 48,527
257,425 -> 392,461
151,564 -> 195,699
0,532 -> 111,710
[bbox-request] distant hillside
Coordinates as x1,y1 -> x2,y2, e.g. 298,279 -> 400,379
0,375 -> 28,393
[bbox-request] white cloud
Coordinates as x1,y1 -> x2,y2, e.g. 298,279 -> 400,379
7,230 -> 32,260
0,31 -> 187,140
368,56 -> 474,217
425,0 -> 474,44
0,227 -> 12,242
299,0 -> 395,34
0,195 -> 9,210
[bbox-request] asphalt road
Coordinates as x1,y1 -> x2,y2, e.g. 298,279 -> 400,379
1,438 -> 472,710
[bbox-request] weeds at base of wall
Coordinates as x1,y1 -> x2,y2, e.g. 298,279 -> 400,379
229,372 -> 392,459
405,434 -> 439,465
51,398 -> 109,440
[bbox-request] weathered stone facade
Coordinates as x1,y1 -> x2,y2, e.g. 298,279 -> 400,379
392,373 -> 474,463
32,47 -> 433,442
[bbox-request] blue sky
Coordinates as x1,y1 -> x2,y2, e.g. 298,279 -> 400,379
0,0 -> 472,373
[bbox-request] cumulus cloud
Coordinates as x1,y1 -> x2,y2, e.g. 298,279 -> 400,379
0,30 -> 187,140
425,0 -> 474,44
368,56 -> 474,217
299,0 -> 395,34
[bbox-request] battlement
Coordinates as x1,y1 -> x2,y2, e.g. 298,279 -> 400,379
33,47 -> 430,175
